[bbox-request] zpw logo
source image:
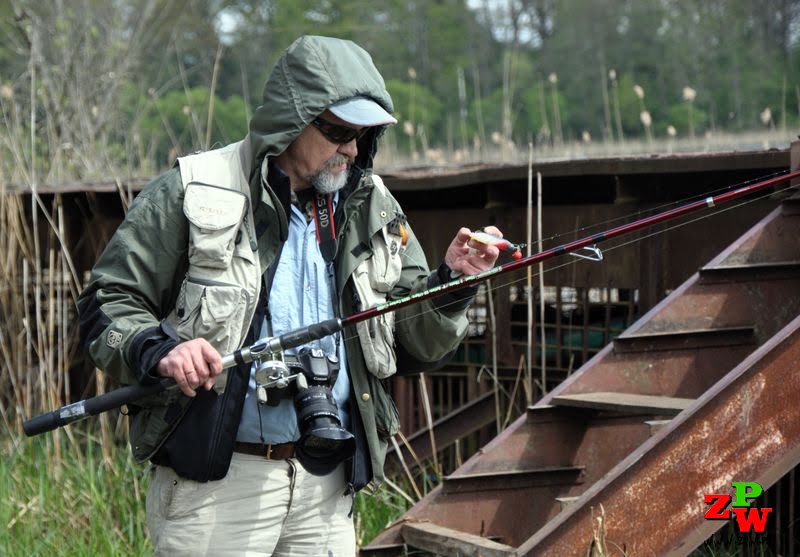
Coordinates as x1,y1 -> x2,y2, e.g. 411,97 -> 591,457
704,482 -> 772,534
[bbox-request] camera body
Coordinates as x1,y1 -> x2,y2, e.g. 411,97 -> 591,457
253,347 -> 354,476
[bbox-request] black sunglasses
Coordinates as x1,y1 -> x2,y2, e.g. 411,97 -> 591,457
311,117 -> 369,144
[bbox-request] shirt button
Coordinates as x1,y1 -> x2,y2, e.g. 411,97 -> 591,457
380,211 -> 387,218
361,393 -> 371,402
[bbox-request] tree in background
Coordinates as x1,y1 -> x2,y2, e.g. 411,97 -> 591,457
2,0 -> 800,183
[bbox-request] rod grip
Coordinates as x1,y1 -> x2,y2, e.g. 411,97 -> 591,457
23,410 -> 64,437
279,318 -> 342,350
23,378 -> 174,437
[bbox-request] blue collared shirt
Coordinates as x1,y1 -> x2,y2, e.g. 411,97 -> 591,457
236,193 -> 350,443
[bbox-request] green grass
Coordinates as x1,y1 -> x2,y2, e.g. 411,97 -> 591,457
355,487 -> 411,547
1,427 -> 409,555
1,430 -> 151,556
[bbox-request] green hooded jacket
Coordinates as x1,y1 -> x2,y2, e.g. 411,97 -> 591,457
78,36 -> 472,488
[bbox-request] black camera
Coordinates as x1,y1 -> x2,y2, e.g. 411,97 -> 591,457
291,348 -> 355,476
254,347 -> 354,476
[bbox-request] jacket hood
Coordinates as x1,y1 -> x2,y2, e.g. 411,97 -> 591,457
246,36 -> 395,186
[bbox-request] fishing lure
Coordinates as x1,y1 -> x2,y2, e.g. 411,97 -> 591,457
469,231 -> 524,260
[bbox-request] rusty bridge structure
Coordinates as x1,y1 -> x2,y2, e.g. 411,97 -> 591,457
361,143 -> 800,556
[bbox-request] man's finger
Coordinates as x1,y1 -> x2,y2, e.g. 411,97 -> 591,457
482,225 -> 503,238
184,367 -> 201,390
455,227 -> 472,244
175,369 -> 196,397
190,350 -> 211,384
200,341 -> 223,375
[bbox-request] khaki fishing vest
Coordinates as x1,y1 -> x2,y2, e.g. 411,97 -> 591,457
167,143 -> 262,368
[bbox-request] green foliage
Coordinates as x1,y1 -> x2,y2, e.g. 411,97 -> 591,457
665,102 -> 709,137
354,487 -> 410,547
0,433 -> 151,556
129,86 -> 248,162
2,0 -> 800,178
385,79 -> 444,152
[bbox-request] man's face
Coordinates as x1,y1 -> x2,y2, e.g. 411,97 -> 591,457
278,110 -> 363,193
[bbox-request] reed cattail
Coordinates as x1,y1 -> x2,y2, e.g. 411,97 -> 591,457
760,107 -> 772,128
683,86 -> 697,138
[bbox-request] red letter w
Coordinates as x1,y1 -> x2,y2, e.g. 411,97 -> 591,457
732,507 -> 772,533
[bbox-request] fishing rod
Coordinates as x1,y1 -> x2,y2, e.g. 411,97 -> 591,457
23,169 -> 800,437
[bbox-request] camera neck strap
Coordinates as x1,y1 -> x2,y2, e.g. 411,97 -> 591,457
312,192 -> 341,355
263,191 -> 341,345
312,192 -> 337,264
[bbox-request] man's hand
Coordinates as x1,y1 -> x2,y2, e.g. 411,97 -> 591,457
156,339 -> 223,397
444,226 -> 503,275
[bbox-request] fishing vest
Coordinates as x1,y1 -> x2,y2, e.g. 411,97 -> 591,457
167,143 -> 262,383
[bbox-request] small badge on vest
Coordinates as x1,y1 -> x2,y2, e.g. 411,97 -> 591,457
106,330 -> 123,349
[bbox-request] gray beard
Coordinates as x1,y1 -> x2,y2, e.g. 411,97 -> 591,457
309,156 -> 350,194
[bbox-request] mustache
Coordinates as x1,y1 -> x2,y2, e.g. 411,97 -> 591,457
323,154 -> 353,169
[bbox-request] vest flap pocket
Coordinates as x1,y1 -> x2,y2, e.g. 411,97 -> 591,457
173,279 -> 248,354
184,183 -> 246,230
203,285 -> 243,321
352,261 -> 397,379
367,228 -> 403,293
184,183 -> 247,269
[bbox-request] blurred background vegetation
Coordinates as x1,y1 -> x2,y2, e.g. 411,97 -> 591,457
1,0 -> 799,185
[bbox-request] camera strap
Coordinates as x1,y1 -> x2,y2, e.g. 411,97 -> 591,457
312,192 -> 337,263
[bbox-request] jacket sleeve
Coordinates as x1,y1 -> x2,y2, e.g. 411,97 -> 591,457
77,169 -> 189,385
390,222 -> 475,365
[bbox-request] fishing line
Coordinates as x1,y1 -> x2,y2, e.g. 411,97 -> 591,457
341,178 -> 798,345
513,169 -> 790,249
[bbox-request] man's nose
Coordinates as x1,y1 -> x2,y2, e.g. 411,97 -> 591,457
338,138 -> 358,159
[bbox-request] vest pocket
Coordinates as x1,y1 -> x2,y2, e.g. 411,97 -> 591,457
350,225 -> 407,379
352,261 -> 397,379
368,374 -> 400,438
183,183 -> 247,269
175,278 -> 249,355
367,227 -> 403,292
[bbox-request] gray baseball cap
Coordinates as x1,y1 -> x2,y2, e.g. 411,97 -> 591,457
328,96 -> 397,126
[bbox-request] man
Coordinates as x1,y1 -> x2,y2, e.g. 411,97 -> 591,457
78,35 -> 501,555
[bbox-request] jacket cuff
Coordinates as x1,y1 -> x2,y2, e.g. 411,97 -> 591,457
426,262 -> 479,314
129,320 -> 180,384
395,343 -> 458,376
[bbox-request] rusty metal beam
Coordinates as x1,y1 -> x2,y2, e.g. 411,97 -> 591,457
516,314 -> 800,556
401,523 -> 514,557
613,326 -> 757,353
384,390 -> 497,474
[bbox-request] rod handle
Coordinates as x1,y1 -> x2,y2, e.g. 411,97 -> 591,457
23,378 -> 174,437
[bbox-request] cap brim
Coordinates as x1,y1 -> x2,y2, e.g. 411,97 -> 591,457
328,96 -> 398,126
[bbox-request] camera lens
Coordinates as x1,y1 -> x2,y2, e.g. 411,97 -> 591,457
293,385 -> 355,476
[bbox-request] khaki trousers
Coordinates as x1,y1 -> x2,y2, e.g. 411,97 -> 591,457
146,453 -> 356,556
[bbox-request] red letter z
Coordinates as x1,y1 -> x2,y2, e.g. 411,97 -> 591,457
704,494 -> 732,520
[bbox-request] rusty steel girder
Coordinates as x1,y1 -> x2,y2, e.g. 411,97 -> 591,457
521,313 -> 800,555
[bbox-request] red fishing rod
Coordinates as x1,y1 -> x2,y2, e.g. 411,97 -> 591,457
23,169 -> 800,436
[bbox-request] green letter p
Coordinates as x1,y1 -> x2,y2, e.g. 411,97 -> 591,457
731,481 -> 763,507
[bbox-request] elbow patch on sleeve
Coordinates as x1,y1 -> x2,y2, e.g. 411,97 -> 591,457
78,291 -> 112,354
395,343 -> 457,376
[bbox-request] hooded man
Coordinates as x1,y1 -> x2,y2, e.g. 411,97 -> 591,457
78,35 -> 502,555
